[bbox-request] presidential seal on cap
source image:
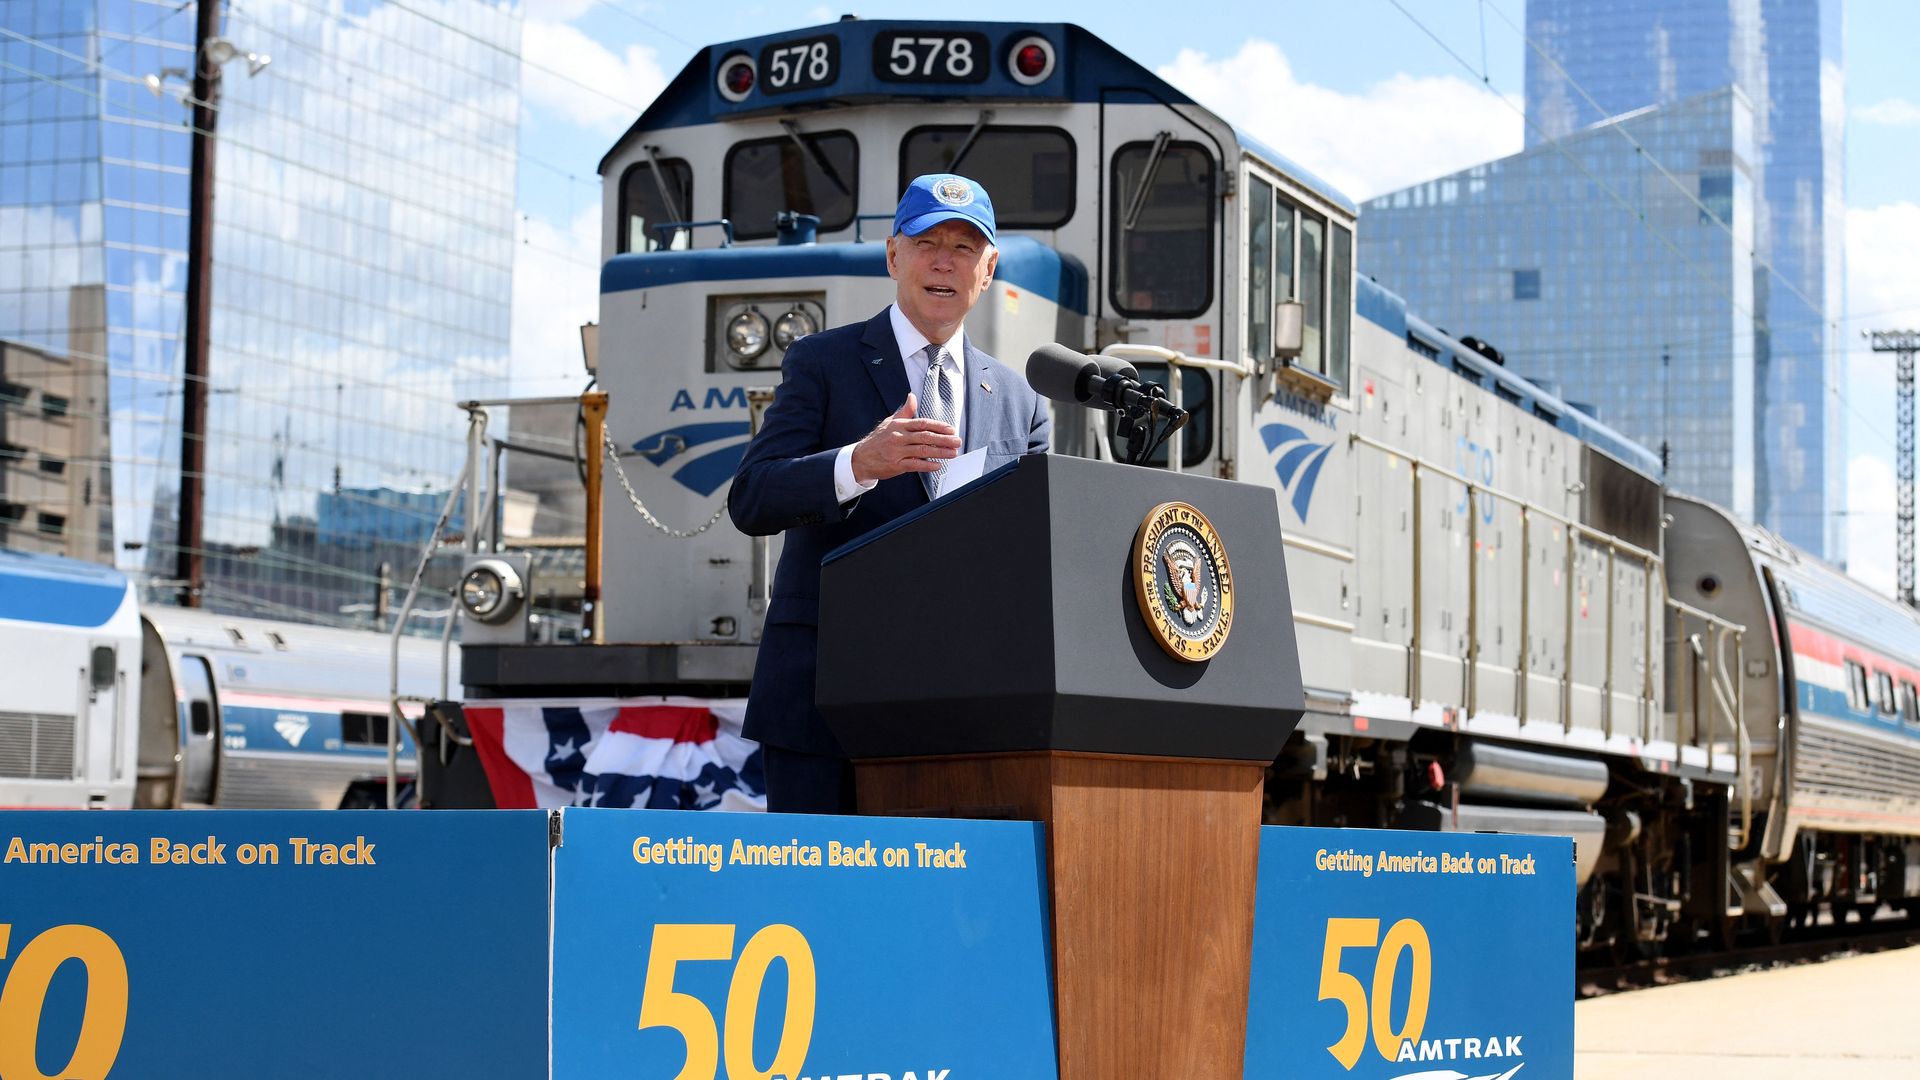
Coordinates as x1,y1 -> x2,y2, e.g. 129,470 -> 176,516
893,173 -> 996,245
1132,501 -> 1234,662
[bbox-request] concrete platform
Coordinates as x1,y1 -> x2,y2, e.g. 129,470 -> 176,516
1577,945 -> 1920,1078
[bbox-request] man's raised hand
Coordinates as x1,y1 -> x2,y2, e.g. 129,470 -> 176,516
850,393 -> 961,483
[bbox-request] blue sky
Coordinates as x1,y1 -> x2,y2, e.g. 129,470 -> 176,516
507,0 -> 1920,587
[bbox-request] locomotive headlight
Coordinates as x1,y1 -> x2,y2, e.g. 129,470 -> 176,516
726,309 -> 771,360
772,308 -> 818,349
459,559 -> 525,625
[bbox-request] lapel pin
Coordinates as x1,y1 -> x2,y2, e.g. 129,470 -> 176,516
981,381 -> 992,393
870,357 -> 883,365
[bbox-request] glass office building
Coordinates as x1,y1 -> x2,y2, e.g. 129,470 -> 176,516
1,0 -> 522,621
1369,0 -> 1844,557
1363,88 -> 1760,520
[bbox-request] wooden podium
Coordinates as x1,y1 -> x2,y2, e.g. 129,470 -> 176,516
817,455 -> 1305,1078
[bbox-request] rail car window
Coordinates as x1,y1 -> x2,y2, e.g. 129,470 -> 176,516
724,130 -> 858,241
1877,671 -> 1898,716
1105,362 -> 1211,468
617,157 -> 694,253
1901,681 -> 1918,726
1247,177 -> 1274,358
900,126 -> 1074,229
1845,660 -> 1870,712
341,711 -> 389,746
1300,215 -> 1324,368
1244,180 -> 1349,392
1110,141 -> 1213,317
1330,224 -> 1351,389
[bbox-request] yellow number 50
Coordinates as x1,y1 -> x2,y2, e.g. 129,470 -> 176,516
0,923 -> 129,1080
638,923 -> 816,1080
1315,917 -> 1432,1070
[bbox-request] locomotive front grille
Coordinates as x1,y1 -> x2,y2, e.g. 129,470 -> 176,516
0,711 -> 76,780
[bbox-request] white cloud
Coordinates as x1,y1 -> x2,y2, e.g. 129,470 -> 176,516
511,202 -> 602,393
1155,40 -> 1522,201
522,17 -> 669,133
1855,98 -> 1920,127
1843,202 -> 1920,589
1848,202 -> 1920,328
1846,452 -> 1898,597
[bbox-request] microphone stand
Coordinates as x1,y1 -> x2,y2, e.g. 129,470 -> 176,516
1107,381 -> 1184,466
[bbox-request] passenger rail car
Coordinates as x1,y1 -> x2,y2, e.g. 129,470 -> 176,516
1668,496 -> 1920,926
484,16 -> 1908,951
2,550 -> 440,810
138,607 -> 439,810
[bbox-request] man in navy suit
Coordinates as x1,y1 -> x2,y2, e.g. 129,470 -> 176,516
728,174 -> 1052,813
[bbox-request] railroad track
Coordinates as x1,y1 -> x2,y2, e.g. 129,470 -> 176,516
1578,919 -> 1920,997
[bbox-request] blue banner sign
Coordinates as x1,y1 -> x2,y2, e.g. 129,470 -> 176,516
1244,826 -> 1574,1080
0,810 -> 551,1079
550,808 -> 1058,1080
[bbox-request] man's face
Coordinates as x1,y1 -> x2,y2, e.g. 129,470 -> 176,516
887,219 -> 998,336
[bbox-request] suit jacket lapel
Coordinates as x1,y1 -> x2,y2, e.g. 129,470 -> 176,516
858,308 -> 930,504
859,309 -> 909,416
962,339 -> 995,449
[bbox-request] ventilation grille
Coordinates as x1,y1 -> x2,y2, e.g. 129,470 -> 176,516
1795,723 -> 1920,804
0,712 -> 77,780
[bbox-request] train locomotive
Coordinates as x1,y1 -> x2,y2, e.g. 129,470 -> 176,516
445,19 -> 1920,952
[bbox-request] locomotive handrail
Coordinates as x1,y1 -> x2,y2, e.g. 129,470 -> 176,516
1282,532 -> 1356,564
1346,431 -> 1664,731
1667,599 -> 1752,848
852,214 -> 897,243
1100,344 -> 1255,474
652,219 -> 734,248
387,430 -> 477,809
387,392 -> 616,806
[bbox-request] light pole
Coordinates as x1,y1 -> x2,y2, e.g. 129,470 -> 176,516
151,3 -> 267,606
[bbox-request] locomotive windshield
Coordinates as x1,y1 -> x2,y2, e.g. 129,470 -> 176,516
899,125 -> 1075,229
617,156 -> 693,253
1108,139 -> 1213,318
722,128 -> 858,239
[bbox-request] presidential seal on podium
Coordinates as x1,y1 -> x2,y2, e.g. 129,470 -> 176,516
1132,501 -> 1234,662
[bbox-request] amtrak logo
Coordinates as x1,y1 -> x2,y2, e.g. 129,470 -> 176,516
1261,423 -> 1335,521
273,713 -> 310,748
1391,1067 -> 1522,1080
631,421 -> 753,497
932,177 -> 974,206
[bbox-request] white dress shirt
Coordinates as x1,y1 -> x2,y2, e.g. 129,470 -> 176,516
831,304 -> 966,504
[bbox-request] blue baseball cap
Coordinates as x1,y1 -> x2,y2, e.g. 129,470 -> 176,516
893,174 -> 996,245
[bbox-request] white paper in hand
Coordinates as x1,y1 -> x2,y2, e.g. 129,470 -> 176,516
936,447 -> 988,497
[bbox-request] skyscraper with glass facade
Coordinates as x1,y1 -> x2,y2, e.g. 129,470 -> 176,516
1363,88 -> 1760,520
1,0 -> 522,622
1366,0 -> 1844,558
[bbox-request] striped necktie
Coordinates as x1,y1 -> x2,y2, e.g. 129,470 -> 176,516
919,343 -> 955,497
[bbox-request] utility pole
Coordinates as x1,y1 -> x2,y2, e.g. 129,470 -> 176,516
1868,330 -> 1920,607
176,0 -> 222,607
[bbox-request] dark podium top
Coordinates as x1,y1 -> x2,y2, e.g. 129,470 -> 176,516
816,454 -> 1304,762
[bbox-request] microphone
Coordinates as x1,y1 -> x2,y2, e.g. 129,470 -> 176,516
1026,344 -> 1141,410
